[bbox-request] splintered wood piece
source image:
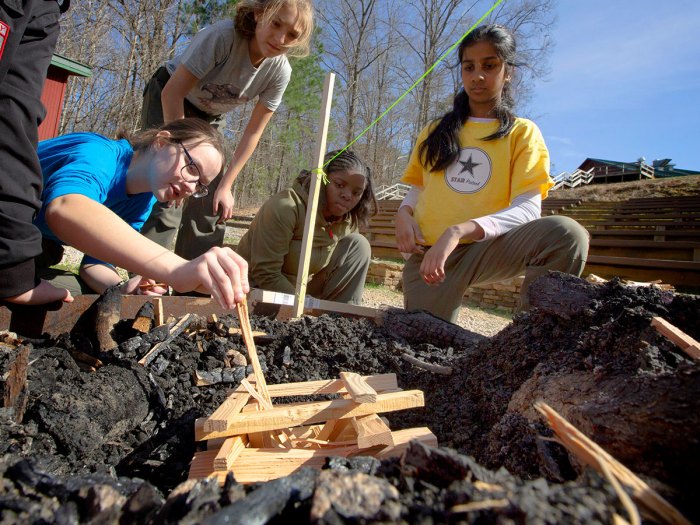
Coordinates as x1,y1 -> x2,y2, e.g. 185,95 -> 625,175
203,391 -> 251,432
651,317 -> 700,360
240,379 -> 273,410
266,373 -> 397,398
154,297 -> 164,326
314,418 -> 356,442
351,414 -> 394,449
194,390 -> 424,441
235,297 -> 271,405
339,372 -> 378,403
535,402 -> 691,525
190,427 -> 437,484
213,435 -> 248,471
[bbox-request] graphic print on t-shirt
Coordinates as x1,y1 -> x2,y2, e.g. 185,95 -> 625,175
199,83 -> 250,113
444,147 -> 492,194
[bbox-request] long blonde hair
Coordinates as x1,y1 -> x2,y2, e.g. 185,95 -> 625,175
234,0 -> 314,58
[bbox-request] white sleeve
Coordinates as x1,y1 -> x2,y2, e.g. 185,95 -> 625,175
399,185 -> 423,211
472,190 -> 541,241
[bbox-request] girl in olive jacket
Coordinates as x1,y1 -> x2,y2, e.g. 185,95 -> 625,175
236,150 -> 376,304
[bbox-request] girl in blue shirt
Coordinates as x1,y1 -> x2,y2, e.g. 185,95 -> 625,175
35,118 -> 249,309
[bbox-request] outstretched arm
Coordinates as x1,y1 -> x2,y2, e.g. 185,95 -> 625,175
46,194 -> 248,307
213,101 -> 274,223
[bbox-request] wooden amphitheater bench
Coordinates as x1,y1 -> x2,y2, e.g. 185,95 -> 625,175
585,255 -> 700,288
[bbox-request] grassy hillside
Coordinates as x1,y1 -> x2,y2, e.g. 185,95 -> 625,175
550,174 -> 700,202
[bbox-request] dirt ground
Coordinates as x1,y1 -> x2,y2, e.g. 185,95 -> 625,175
1,273 -> 698,523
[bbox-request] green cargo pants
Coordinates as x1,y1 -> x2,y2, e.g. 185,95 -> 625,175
402,215 -> 590,322
139,66 -> 225,260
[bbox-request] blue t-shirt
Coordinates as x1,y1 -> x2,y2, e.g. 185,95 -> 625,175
35,132 -> 157,265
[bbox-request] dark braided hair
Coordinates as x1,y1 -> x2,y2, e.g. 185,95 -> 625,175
297,149 -> 378,229
420,24 -> 519,172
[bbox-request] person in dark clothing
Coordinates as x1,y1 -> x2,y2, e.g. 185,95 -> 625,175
0,0 -> 72,305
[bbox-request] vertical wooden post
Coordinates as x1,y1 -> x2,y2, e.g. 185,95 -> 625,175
293,72 -> 335,317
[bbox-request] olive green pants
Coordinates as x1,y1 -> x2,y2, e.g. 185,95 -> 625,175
402,216 -> 590,323
250,233 -> 372,305
139,66 -> 225,260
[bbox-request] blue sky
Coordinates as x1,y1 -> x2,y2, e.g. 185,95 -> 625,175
527,0 -> 700,175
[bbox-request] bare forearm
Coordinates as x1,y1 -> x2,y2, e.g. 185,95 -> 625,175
47,196 -> 182,282
79,264 -> 123,294
443,221 -> 485,243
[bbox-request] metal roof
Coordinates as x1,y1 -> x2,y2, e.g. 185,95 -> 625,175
49,53 -> 92,77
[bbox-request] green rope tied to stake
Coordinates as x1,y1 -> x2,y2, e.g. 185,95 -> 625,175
322,0 -> 507,170
311,167 -> 329,185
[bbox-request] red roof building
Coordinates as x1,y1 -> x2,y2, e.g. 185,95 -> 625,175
38,54 -> 92,141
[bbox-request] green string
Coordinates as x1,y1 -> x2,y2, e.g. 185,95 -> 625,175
311,167 -> 329,184
322,0 -> 507,170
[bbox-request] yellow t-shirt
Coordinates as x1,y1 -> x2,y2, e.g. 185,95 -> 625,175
401,118 -> 553,245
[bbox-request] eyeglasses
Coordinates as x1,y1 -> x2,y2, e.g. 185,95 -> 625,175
178,141 -> 209,198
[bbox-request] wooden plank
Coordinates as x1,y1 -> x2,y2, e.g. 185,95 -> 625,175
293,72 -> 335,318
194,390 -> 425,441
203,390 -> 251,432
250,289 -> 382,320
351,414 -> 394,449
265,373 -> 397,398
339,372 -> 378,403
213,435 -> 248,471
651,317 -> 700,360
190,427 -> 437,484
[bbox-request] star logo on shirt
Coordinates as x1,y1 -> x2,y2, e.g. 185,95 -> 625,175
459,154 -> 480,177
444,147 -> 492,194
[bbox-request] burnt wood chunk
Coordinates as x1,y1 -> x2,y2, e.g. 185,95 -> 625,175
381,308 -> 486,348
527,272 -> 602,318
95,284 -> 123,352
1,344 -> 30,423
132,301 -> 155,333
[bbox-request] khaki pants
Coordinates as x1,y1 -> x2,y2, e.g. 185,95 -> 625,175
402,216 -> 590,323
139,67 -> 225,260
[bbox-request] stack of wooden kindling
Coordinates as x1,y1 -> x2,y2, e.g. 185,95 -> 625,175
189,371 -> 436,484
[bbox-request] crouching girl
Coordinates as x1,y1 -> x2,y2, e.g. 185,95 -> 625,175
236,150 -> 376,304
35,118 -> 249,309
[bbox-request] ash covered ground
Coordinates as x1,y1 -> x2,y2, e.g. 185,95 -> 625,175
1,273 -> 699,524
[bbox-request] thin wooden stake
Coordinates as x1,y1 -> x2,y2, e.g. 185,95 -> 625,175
235,298 -> 271,405
293,72 -> 335,318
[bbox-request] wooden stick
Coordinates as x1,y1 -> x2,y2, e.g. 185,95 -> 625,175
293,72 -> 335,318
235,298 -> 271,405
240,379 -> 273,410
264,373 -> 398,398
213,435 -> 248,471
203,390 -> 251,432
535,402 -> 691,525
138,313 -> 194,366
190,427 -> 436,484
651,317 -> 700,360
153,297 -> 164,326
339,372 -> 378,403
351,414 -> 394,449
401,353 -> 453,375
194,390 -> 424,441
138,282 -> 167,289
